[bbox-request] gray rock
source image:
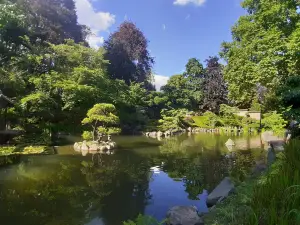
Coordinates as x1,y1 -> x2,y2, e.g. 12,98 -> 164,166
270,140 -> 285,152
73,142 -> 81,152
267,146 -> 276,166
81,141 -> 89,151
206,177 -> 235,207
165,130 -> 171,136
225,139 -> 235,146
157,131 -> 164,137
166,206 -> 204,225
252,161 -> 267,175
88,142 -> 99,151
149,131 -> 157,137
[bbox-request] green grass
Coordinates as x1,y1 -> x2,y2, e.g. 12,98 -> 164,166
247,140 -> 300,225
0,145 -> 50,156
204,139 -> 300,225
203,179 -> 256,225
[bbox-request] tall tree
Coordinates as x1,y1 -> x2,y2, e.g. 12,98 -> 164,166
161,74 -> 194,109
201,57 -> 228,114
19,0 -> 88,44
184,58 -> 205,78
184,58 -> 204,109
104,22 -> 154,87
221,0 -> 299,107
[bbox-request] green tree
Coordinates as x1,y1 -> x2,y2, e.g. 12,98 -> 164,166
82,103 -> 121,140
184,58 -> 204,78
161,75 -> 194,109
221,0 -> 299,107
158,108 -> 189,131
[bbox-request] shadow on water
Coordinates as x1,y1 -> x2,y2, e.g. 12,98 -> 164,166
0,133 -> 264,225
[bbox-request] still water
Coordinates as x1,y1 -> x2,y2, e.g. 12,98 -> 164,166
0,134 -> 265,225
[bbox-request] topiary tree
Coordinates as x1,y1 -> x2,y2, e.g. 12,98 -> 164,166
82,103 -> 121,141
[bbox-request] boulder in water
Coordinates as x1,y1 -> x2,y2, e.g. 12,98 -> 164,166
166,206 -> 204,225
225,139 -> 235,146
81,141 -> 89,151
157,131 -> 164,137
206,177 -> 235,207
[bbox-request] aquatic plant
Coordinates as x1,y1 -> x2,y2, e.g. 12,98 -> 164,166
123,214 -> 166,225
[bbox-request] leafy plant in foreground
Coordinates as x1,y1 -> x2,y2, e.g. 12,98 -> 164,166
123,214 -> 166,225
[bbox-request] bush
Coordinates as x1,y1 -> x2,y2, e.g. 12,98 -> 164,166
82,131 -> 93,140
219,104 -> 239,117
123,214 -> 166,225
220,115 -> 242,127
192,111 -> 223,128
13,132 -> 52,145
0,145 -> 48,156
262,111 -> 287,134
158,108 -> 188,131
241,116 -> 260,130
0,146 -> 16,156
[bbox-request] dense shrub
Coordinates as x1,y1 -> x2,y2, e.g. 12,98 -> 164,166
262,112 -> 287,134
192,111 -> 223,128
158,108 -> 188,131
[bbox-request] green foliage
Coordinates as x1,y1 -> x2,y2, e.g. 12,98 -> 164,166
82,103 -> 120,139
248,140 -> 300,225
221,0 -> 300,107
262,111 -> 287,134
158,108 -> 188,131
277,75 -> 300,118
82,131 -> 93,141
250,97 -> 261,111
123,214 -> 166,225
219,105 -> 243,127
219,104 -> 239,117
161,74 -> 196,109
0,146 -> 16,156
0,145 -> 47,156
184,58 -> 204,78
203,179 -> 255,225
241,116 -> 260,130
192,111 -> 223,128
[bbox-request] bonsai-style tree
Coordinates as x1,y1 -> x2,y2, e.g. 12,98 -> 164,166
82,103 -> 121,141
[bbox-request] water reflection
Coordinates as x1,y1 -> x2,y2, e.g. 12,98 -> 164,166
0,134 -> 264,225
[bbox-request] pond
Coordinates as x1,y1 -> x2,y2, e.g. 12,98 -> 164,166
0,133 -> 265,225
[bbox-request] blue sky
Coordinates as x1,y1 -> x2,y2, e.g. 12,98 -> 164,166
75,0 -> 245,89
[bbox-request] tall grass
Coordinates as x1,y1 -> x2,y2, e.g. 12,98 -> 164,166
204,140 -> 300,225
247,140 -> 300,225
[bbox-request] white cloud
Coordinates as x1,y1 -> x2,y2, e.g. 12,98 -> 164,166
153,75 -> 169,91
75,0 -> 116,48
174,0 -> 206,6
87,35 -> 104,49
162,24 -> 166,30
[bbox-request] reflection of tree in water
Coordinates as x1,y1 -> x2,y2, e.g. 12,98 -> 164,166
0,160 -> 96,225
81,151 -> 153,225
0,151 -> 153,225
157,136 -> 257,200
